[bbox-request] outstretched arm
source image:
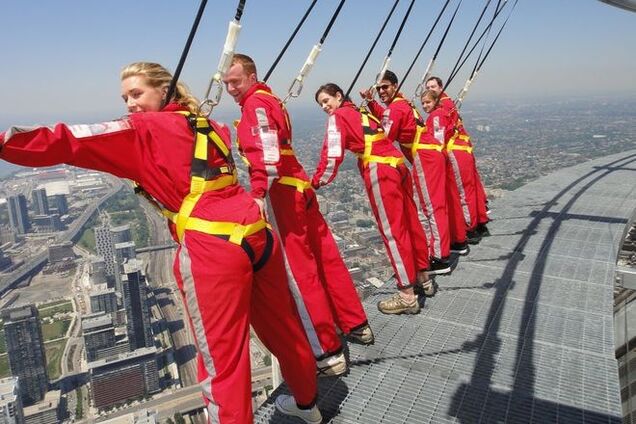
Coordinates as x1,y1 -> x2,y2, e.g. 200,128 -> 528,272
1,119 -> 142,181
311,114 -> 346,189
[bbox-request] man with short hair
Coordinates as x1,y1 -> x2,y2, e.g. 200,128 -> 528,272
223,54 -> 373,383
425,76 -> 490,241
361,70 -> 454,277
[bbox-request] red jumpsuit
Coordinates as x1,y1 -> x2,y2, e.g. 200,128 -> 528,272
440,93 -> 489,232
235,83 -> 368,359
0,105 -> 318,423
367,96 -> 450,260
312,101 -> 429,288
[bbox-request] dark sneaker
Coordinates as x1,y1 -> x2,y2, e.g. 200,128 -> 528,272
428,258 -> 451,275
466,230 -> 482,245
476,223 -> 491,237
275,395 -> 323,424
450,241 -> 469,255
316,352 -> 347,377
377,293 -> 420,315
420,279 -> 438,297
347,324 -> 374,345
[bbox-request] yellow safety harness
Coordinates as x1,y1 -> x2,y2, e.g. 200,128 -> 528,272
446,130 -> 473,154
236,89 -> 313,194
357,108 -> 403,167
139,112 -> 272,270
399,99 -> 444,156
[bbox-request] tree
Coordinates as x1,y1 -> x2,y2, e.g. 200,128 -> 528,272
174,413 -> 186,424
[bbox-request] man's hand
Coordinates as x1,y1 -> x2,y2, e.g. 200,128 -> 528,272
359,88 -> 374,102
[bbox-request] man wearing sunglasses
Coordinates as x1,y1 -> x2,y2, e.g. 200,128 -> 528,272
360,71 -> 454,277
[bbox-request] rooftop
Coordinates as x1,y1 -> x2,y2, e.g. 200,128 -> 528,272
255,149 -> 636,423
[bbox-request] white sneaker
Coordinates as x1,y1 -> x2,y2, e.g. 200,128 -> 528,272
316,352 -> 347,377
275,394 -> 322,424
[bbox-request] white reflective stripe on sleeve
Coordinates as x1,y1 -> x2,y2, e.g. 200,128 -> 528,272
4,125 -> 55,141
369,162 -> 411,286
320,158 -> 337,186
326,115 -> 342,157
178,240 -> 220,423
254,107 -> 280,181
448,152 -> 472,226
67,119 -> 132,138
433,116 -> 445,144
413,153 -> 442,258
265,198 -> 325,358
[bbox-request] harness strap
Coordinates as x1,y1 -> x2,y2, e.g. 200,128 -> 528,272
359,109 -> 399,167
446,130 -> 473,153
277,176 -> 312,192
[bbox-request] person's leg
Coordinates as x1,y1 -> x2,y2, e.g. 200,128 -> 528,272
304,189 -> 368,334
249,229 -> 319,407
173,232 -> 253,423
268,186 -> 343,360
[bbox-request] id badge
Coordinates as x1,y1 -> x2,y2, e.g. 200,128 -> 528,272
327,130 -> 342,157
260,129 -> 280,164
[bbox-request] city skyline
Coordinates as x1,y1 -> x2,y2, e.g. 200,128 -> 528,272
0,0 -> 634,127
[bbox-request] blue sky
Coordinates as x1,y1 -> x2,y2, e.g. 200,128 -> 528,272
0,0 -> 634,126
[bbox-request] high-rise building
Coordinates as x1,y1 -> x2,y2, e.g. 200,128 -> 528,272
30,189 -> 49,216
0,377 -> 24,424
22,390 -> 60,424
89,287 -> 118,316
31,214 -> 63,232
88,347 -> 159,410
122,261 -> 153,351
7,195 -> 30,235
1,305 -> 48,406
94,226 -> 116,279
82,313 -> 116,362
47,194 -> 68,216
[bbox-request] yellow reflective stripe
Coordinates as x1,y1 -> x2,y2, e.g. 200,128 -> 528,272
277,176 -> 311,192
175,193 -> 202,241
194,132 -> 208,160
356,154 -> 404,167
449,145 -> 473,153
190,173 -> 237,194
184,217 -> 269,245
414,144 -> 443,152
280,148 -> 295,156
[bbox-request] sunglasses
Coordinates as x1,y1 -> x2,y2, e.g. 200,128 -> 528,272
376,84 -> 393,91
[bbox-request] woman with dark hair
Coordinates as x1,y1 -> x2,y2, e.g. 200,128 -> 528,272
0,62 -> 321,424
312,83 -> 431,315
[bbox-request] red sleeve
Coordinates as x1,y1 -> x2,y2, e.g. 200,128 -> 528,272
236,99 -> 280,199
383,104 -> 408,143
0,119 -> 142,181
366,100 -> 385,120
311,113 -> 346,189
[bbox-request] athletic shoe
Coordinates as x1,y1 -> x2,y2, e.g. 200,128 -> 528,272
275,394 -> 322,424
466,230 -> 482,245
476,223 -> 491,237
347,324 -> 375,345
377,293 -> 420,315
420,278 -> 438,297
428,258 -> 451,275
450,241 -> 469,255
316,352 -> 347,377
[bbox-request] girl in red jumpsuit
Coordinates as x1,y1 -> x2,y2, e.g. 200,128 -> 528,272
0,62 -> 321,424
312,83 -> 431,315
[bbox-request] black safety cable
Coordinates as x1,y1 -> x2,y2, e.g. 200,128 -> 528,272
469,1 -> 501,78
321,0 -> 346,44
234,0 -> 246,20
445,0 -> 494,88
445,0 -> 508,89
263,0 -> 318,83
282,0 -> 347,102
471,0 -> 510,77
163,0 -> 208,108
404,0 -> 462,99
455,0 -> 519,107
474,0 -> 518,74
394,0 -> 453,95
345,0 -> 401,99
372,0 -> 417,88
199,0 -> 248,115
